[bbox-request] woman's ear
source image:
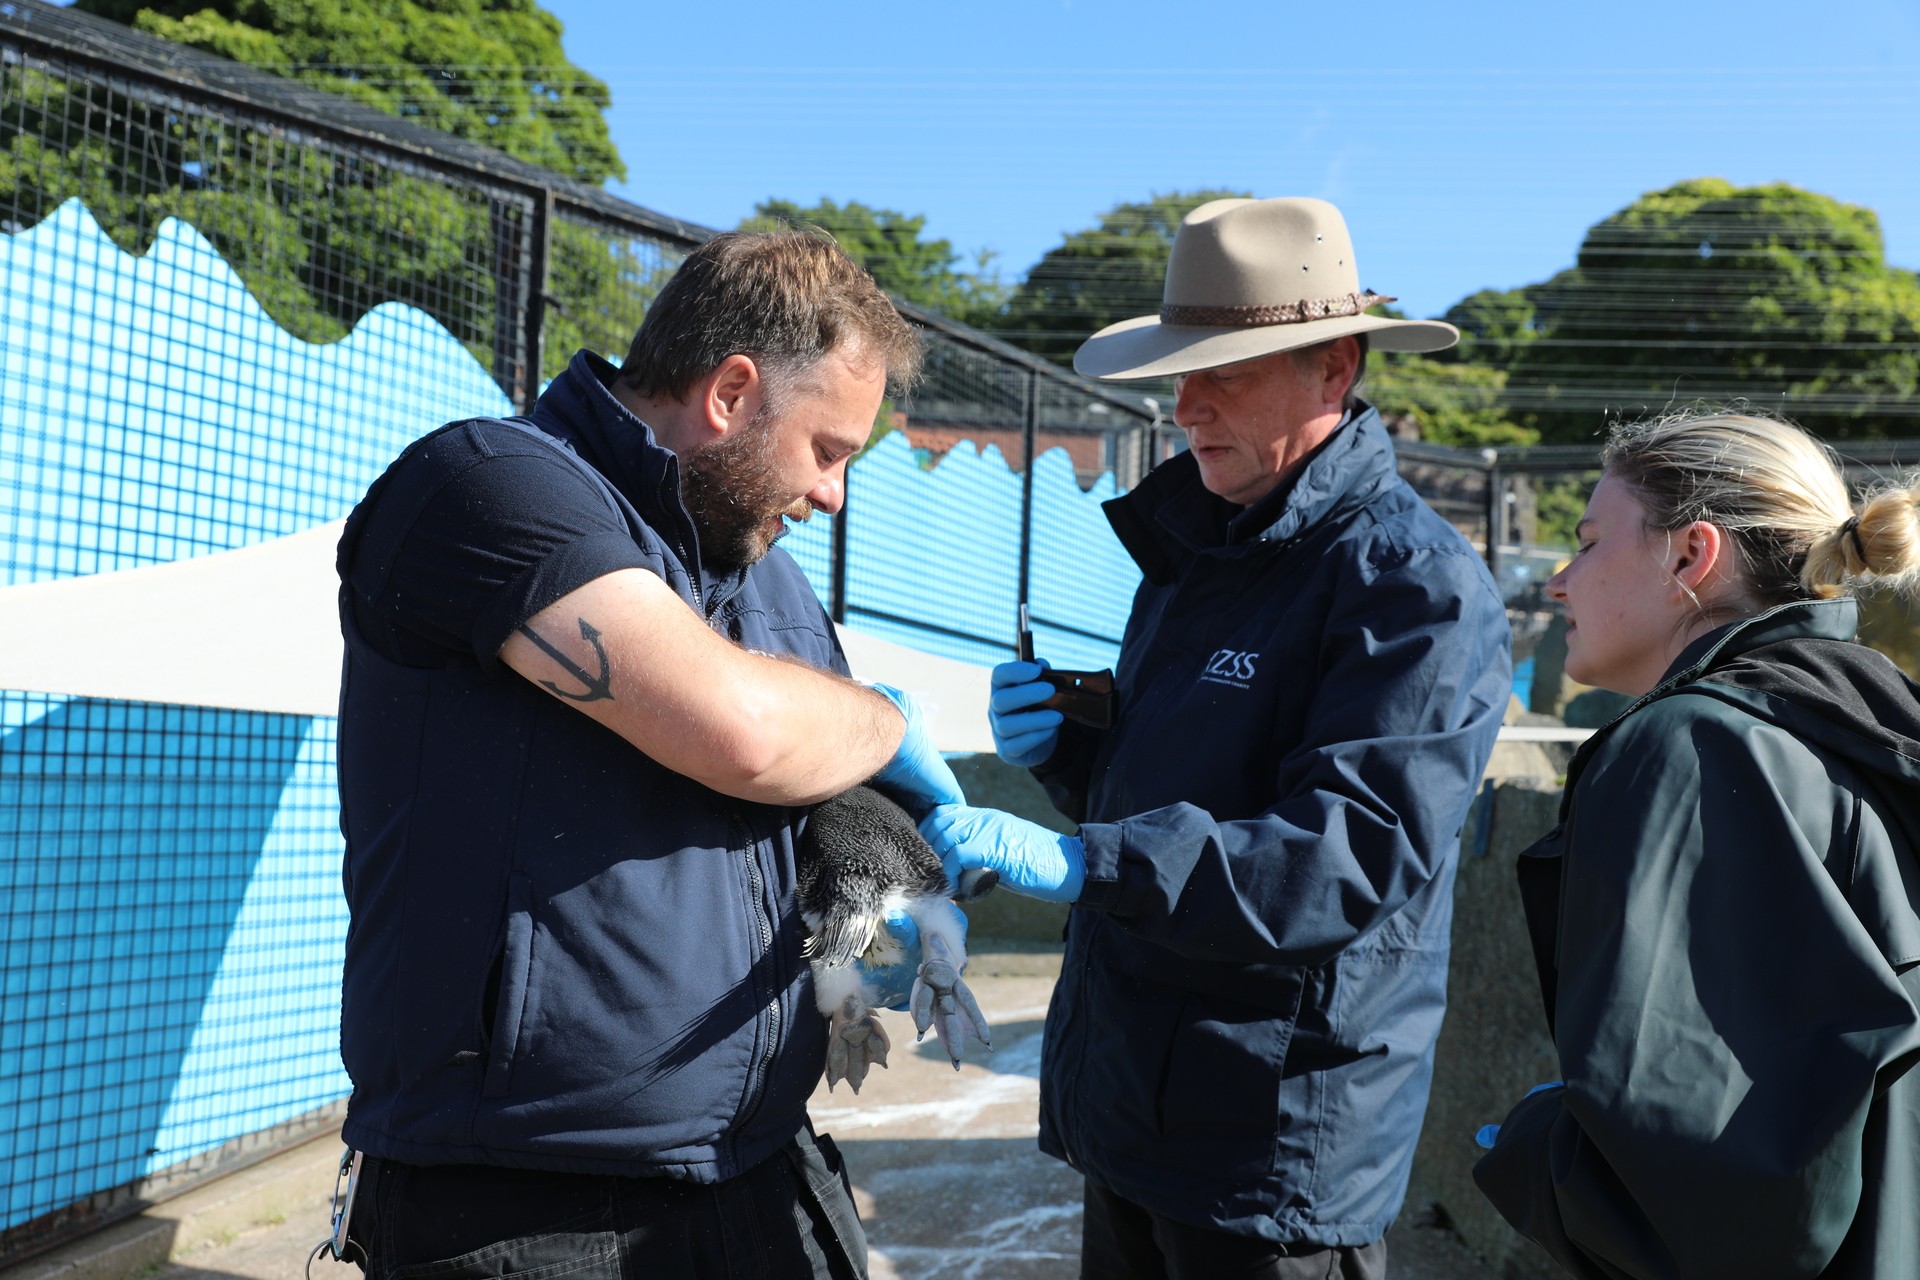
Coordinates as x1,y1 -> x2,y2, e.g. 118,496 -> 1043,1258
1670,519 -> 1732,598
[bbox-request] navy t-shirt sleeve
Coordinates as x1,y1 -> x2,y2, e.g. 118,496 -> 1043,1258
341,420 -> 659,669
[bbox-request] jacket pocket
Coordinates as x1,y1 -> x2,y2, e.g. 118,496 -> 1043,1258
1158,976 -> 1303,1177
484,872 -> 536,1098
390,1236 -> 618,1280
1071,978 -> 1185,1163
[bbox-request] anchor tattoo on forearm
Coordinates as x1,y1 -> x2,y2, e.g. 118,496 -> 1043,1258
518,618 -> 614,702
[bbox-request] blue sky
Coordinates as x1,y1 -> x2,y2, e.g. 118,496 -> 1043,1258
541,0 -> 1920,320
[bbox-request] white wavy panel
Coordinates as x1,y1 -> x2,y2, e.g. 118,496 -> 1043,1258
0,513 -> 997,748
0,521 -> 343,716
0,199 -> 510,586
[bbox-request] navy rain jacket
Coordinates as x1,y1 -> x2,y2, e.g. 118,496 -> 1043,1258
1034,405 -> 1511,1246
335,353 -> 842,1181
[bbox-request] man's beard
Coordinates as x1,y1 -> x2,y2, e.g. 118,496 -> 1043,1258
678,405 -> 814,574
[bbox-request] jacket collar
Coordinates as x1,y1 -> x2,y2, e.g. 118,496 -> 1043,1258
1563,598 -> 1861,790
530,351 -> 750,612
1104,403 -> 1400,585
1655,597 -> 1859,694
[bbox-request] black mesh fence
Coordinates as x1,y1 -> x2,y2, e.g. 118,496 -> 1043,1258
0,4 -> 668,1262
8,0 -> 1917,1266
0,32 -> 535,396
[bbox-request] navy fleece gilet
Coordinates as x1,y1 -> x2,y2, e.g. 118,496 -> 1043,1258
335,352 -> 844,1181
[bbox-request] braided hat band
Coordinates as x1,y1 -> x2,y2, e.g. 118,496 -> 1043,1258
1161,292 -> 1398,329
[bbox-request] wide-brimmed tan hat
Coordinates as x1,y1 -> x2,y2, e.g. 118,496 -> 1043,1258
1073,197 -> 1458,381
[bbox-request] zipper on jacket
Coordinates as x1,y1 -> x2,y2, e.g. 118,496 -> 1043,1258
734,809 -> 782,1129
675,537 -> 703,614
1068,920 -> 1096,1169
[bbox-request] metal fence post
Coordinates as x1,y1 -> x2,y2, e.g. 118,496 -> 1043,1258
1482,450 -> 1497,571
1483,451 -> 1504,578
830,467 -> 850,625
488,200 -> 526,406
521,188 -> 554,414
1017,366 -> 1038,619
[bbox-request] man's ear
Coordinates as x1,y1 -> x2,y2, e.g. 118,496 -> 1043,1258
696,354 -> 761,438
1318,337 -> 1361,410
1671,519 -> 1732,598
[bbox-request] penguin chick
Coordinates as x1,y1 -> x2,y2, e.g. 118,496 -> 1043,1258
798,785 -> 996,1094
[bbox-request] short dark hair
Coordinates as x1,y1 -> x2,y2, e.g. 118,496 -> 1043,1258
1289,333 -> 1370,412
616,231 -> 921,403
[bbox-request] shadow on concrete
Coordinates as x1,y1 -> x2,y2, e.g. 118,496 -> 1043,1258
904,1017 -> 1044,1079
838,1135 -> 1494,1280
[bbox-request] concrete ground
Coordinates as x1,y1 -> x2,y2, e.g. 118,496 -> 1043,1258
6,948 -> 1495,1280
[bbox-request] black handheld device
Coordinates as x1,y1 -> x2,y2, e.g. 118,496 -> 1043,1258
1017,605 -> 1116,731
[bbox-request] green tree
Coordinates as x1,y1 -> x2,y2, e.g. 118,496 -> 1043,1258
1532,476 -> 1594,550
1344,300 -> 1532,446
995,189 -> 1251,364
3,0 -> 648,384
1365,354 -> 1535,447
1499,180 -> 1920,442
1436,286 -> 1541,369
744,197 -> 1006,327
541,224 -> 683,382
0,65 -> 476,346
74,0 -> 623,183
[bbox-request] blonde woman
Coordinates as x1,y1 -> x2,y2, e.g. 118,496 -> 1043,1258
1474,411 -> 1920,1279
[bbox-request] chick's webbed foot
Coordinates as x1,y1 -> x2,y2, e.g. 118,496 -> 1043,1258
825,992 -> 890,1094
909,936 -> 992,1069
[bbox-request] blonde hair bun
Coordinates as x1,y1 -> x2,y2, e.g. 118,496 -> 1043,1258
1603,409 -> 1920,603
1812,484 -> 1920,593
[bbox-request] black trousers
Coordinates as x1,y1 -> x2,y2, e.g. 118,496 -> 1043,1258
1080,1179 -> 1387,1280
347,1126 -> 866,1280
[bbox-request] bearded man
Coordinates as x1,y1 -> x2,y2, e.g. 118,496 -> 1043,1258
332,232 -> 958,1280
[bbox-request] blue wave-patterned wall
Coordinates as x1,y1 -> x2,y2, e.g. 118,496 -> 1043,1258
0,202 -> 1142,1231
0,201 -> 513,584
0,698 -> 340,1218
2,202 -> 523,1231
781,436 -> 1136,672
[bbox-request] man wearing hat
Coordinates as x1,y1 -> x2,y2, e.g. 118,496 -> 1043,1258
921,198 -> 1511,1277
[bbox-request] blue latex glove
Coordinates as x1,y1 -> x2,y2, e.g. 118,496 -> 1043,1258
855,900 -> 968,1012
989,659 -> 1064,767
866,683 -> 966,818
919,804 -> 1086,904
1475,1081 -> 1564,1149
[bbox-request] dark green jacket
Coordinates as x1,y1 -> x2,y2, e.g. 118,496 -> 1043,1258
1475,599 -> 1920,1279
